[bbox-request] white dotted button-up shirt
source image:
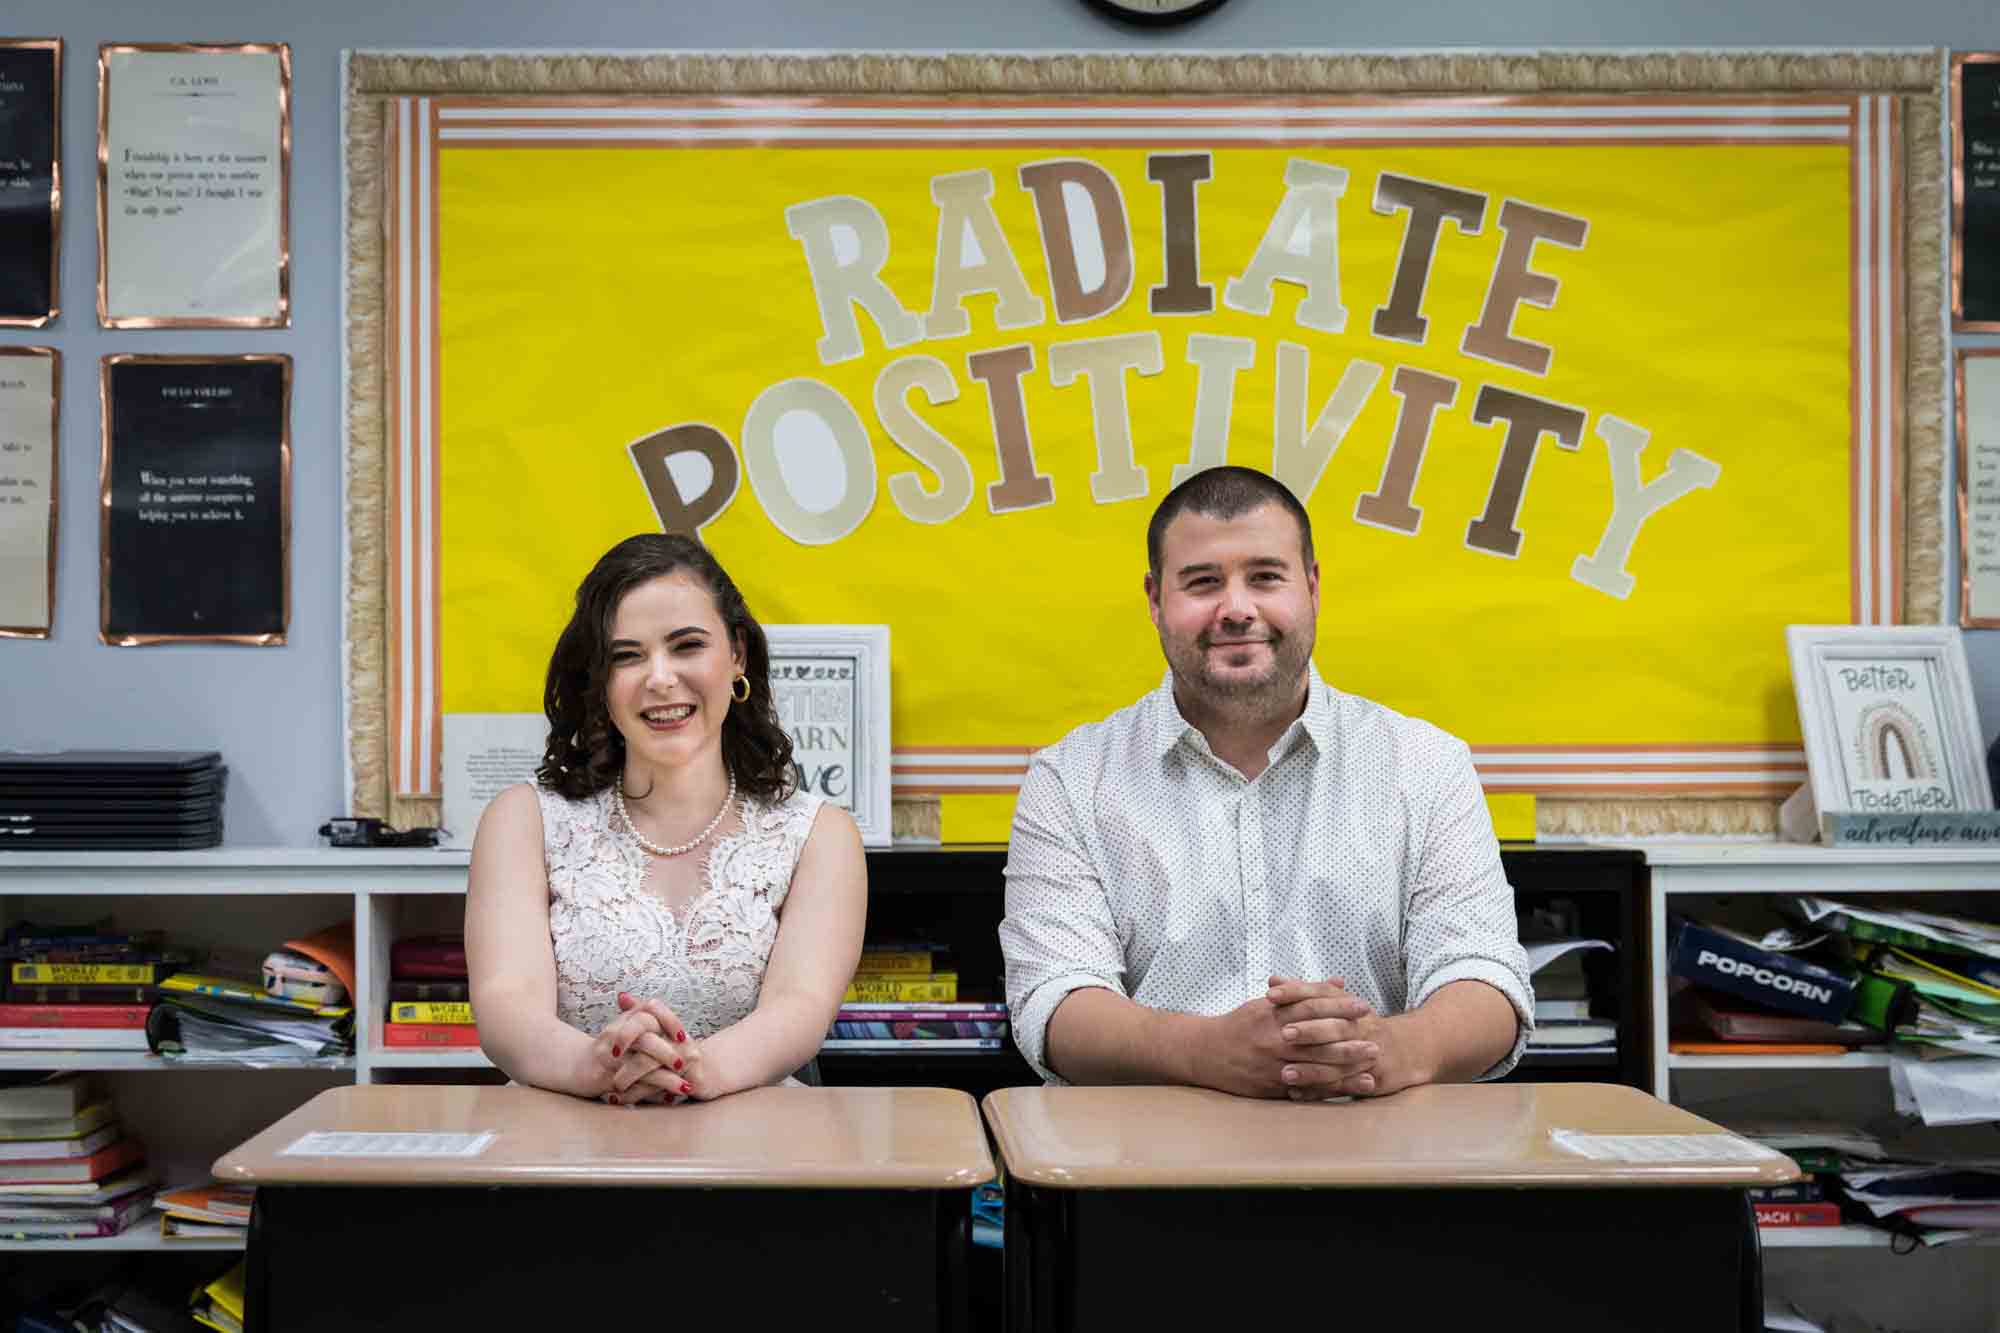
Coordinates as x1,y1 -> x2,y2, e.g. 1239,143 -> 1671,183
1000,664 -> 1533,1085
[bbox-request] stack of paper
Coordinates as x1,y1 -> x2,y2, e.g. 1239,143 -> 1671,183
1786,898 -> 2000,1123
149,971 -> 353,1064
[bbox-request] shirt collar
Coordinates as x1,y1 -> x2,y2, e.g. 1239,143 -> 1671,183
1150,662 -> 1336,764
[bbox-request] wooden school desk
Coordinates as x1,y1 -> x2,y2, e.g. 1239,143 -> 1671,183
982,1081 -> 1797,1333
213,1084 -> 995,1332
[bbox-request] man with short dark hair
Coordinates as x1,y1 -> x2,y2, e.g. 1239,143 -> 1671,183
1000,465 -> 1531,1098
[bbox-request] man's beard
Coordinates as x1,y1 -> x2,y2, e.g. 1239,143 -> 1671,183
1168,622 -> 1314,721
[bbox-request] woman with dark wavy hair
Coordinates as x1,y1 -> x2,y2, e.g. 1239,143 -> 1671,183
465,533 -> 865,1106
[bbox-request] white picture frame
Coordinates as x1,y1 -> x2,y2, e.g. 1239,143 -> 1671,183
1785,625 -> 1992,818
764,624 -> 891,847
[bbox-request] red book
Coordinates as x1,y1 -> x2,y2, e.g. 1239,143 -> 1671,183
390,935 -> 467,979
0,1135 -> 143,1185
0,1004 -> 151,1029
1755,1202 -> 1843,1227
381,1023 -> 480,1048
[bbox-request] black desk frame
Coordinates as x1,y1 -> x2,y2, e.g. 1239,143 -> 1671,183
245,1183 -> 974,1331
1002,1176 -> 1763,1332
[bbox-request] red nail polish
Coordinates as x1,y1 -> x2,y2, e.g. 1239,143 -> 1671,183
676,1030 -> 687,1042
673,1058 -> 684,1071
611,1045 -> 621,1058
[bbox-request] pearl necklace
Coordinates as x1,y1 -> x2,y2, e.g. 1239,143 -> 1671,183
613,771 -> 736,857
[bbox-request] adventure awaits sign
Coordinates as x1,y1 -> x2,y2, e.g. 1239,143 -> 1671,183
381,94 -> 1904,814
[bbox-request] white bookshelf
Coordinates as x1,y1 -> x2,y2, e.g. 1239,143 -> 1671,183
0,1230 -> 244,1253
1640,841 -> 2000,1327
1667,1051 -> 1893,1071
0,1052 -> 356,1072
366,1049 -> 492,1070
1762,1225 -> 2000,1249
0,849 -> 478,1253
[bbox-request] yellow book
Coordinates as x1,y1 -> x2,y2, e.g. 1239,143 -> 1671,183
844,974 -> 958,1002
10,962 -> 156,985
390,1001 -> 474,1025
159,972 -> 353,1019
190,1260 -> 245,1333
854,950 -> 935,974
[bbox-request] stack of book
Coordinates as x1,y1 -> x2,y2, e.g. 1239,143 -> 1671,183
0,1075 -> 156,1240
146,970 -> 354,1064
843,944 -> 959,1003
1733,1121 -> 1884,1231
384,934 -> 478,1049
1524,938 -> 1616,1052
828,944 -> 1004,1052
825,1003 -> 1009,1052
153,1180 -> 254,1241
1674,988 -> 1878,1053
0,922 -> 184,1053
0,750 -> 226,851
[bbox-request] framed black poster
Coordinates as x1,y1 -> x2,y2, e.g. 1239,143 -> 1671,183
0,39 -> 60,327
1955,53 -> 2000,331
99,355 -> 290,645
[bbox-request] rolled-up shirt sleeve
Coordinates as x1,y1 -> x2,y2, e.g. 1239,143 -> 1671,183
1000,753 -> 1128,1084
1403,734 -> 1535,1080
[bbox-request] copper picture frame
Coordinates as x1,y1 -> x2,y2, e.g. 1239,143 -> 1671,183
98,354 -> 292,645
1951,52 -> 2000,332
1961,349 -> 2000,626
0,39 -> 61,328
0,345 -> 59,639
96,42 -> 291,328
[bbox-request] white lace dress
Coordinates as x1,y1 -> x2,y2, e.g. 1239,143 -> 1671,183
535,784 -> 824,1044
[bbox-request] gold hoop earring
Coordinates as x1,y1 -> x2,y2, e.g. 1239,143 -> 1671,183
731,674 -> 751,703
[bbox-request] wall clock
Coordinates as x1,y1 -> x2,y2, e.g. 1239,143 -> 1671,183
1084,0 -> 1233,26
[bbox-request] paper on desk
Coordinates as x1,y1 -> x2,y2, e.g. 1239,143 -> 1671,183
1547,1130 -> 1785,1163
1889,1052 -> 2000,1126
1524,939 -> 1613,974
281,1131 -> 496,1158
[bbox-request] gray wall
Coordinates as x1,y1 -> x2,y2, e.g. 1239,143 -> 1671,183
3,0 -> 1998,844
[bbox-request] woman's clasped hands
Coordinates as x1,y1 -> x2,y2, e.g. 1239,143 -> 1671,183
595,991 -> 704,1107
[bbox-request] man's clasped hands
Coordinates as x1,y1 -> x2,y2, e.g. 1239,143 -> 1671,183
1207,976 -> 1425,1102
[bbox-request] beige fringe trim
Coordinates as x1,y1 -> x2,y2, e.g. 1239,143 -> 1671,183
1539,797 -> 1781,840
345,97 -> 389,822
1905,93 -> 1946,625
342,50 -> 1945,838
347,50 -> 1939,97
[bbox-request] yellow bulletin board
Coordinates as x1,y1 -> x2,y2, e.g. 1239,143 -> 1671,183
343,53 -> 1947,842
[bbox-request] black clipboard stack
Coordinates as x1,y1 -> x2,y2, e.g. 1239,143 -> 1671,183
0,752 -> 226,850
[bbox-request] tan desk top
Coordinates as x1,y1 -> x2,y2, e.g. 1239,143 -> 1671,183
214,1085 -> 995,1190
982,1082 -> 1803,1189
